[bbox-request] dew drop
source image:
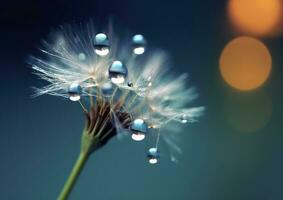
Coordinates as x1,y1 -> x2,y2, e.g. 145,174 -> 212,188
68,83 -> 82,101
147,148 -> 160,164
132,34 -> 146,55
127,81 -> 133,87
181,114 -> 188,123
109,60 -> 128,84
101,82 -> 114,97
93,33 -> 110,56
130,119 -> 147,141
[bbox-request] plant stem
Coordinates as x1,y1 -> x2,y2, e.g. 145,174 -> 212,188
57,151 -> 89,200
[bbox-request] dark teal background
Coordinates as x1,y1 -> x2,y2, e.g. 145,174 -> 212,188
0,0 -> 282,199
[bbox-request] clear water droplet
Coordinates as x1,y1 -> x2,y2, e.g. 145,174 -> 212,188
147,148 -> 159,164
101,82 -> 114,97
130,119 -> 147,141
93,33 -> 110,56
132,34 -> 146,55
127,81 -> 133,87
181,114 -> 188,123
109,60 -> 128,84
68,83 -> 82,101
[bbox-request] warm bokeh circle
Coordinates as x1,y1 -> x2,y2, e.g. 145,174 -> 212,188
220,37 -> 272,91
228,0 -> 282,36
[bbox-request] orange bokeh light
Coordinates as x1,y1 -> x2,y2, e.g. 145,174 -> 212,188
220,37 -> 272,91
228,0 -> 282,36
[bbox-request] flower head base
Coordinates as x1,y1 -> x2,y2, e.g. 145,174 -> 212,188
30,22 -> 205,163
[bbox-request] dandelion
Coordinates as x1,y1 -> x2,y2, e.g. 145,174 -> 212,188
30,21 -> 204,200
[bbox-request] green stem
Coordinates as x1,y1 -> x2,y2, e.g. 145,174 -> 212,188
57,131 -> 98,200
57,151 -> 89,200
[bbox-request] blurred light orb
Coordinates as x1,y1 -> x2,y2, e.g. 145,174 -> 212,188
220,37 -> 272,91
228,0 -> 282,36
224,92 -> 272,133
78,53 -> 86,61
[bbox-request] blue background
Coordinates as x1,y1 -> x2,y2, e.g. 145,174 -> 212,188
0,0 -> 282,199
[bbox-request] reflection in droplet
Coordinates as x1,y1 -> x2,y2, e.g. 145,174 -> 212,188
180,114 -> 188,124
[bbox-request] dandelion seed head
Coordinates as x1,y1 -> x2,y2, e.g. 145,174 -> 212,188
30,21 -> 204,163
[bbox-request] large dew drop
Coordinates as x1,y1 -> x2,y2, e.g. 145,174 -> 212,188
93,33 -> 110,56
68,83 -> 82,101
130,118 -> 147,141
108,60 -> 128,84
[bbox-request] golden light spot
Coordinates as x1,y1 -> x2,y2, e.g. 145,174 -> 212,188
228,0 -> 282,36
220,37 -> 272,91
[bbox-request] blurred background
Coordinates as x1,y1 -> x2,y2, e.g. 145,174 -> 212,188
0,0 -> 282,199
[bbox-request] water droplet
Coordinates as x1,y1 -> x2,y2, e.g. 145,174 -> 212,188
68,83 -> 82,101
78,53 -> 86,61
101,82 -> 114,97
148,124 -> 157,129
181,114 -> 188,123
132,34 -> 146,55
127,81 -> 133,87
109,60 -> 128,84
130,119 -> 147,141
93,33 -> 110,56
147,148 -> 159,164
